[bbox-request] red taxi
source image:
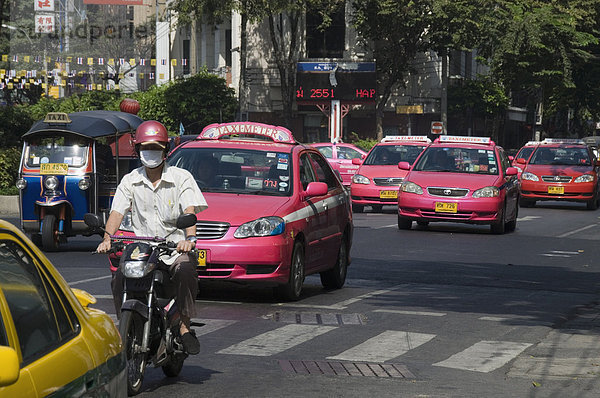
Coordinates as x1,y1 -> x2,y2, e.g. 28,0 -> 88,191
397,136 -> 519,233
311,142 -> 367,186
512,141 -> 539,177
350,136 -> 430,213
518,139 -> 600,209
166,122 -> 353,300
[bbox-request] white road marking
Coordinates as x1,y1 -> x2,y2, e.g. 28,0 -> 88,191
327,330 -> 436,363
374,309 -> 446,317
330,286 -> 404,309
558,224 -> 598,238
541,254 -> 572,258
373,224 -> 398,229
548,250 -> 580,255
479,316 -> 508,322
69,275 -> 111,286
217,324 -> 336,357
193,319 -> 238,336
517,216 -> 541,221
90,294 -> 113,299
433,340 -> 532,373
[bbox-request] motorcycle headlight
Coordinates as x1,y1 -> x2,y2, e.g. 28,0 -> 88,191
15,178 -> 27,190
521,172 -> 539,181
351,174 -> 370,185
234,216 -> 285,238
122,261 -> 156,278
400,181 -> 423,195
574,174 -> 594,183
44,176 -> 59,190
472,186 -> 500,198
78,178 -> 91,190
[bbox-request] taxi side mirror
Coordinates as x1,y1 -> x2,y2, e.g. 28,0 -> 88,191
505,167 -> 518,176
303,182 -> 328,199
352,158 -> 362,165
508,155 -> 514,162
398,161 -> 411,171
0,346 -> 20,387
516,158 -> 527,164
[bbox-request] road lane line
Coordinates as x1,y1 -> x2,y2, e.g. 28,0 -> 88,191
329,285 -> 405,309
541,254 -> 572,258
433,340 -> 532,373
548,250 -> 580,255
558,224 -> 598,238
373,224 -> 398,229
374,309 -> 446,317
69,275 -> 111,286
327,330 -> 436,363
218,324 -> 336,357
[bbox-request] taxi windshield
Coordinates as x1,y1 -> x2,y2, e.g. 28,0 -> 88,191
168,147 -> 293,196
414,147 -> 499,175
529,147 -> 591,166
364,145 -> 426,166
516,147 -> 535,161
25,135 -> 90,168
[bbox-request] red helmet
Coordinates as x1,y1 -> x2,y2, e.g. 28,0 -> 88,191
134,120 -> 169,148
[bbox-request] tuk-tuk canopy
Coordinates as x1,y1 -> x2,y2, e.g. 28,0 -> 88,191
23,110 -> 143,140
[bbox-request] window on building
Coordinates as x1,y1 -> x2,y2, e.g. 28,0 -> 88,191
306,5 -> 345,59
226,29 -> 232,67
183,39 -> 190,75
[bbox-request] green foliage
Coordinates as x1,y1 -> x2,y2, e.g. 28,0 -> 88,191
0,147 -> 21,192
348,132 -> 377,151
448,78 -> 509,116
0,105 -> 34,147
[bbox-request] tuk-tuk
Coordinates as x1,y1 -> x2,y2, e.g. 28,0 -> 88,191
17,110 -> 143,251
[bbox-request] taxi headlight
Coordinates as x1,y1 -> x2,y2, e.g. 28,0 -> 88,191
351,174 -> 370,185
472,186 -> 499,198
78,178 -> 91,190
44,176 -> 59,190
574,174 -> 594,183
123,261 -> 156,278
521,172 -> 539,181
400,181 -> 423,195
15,178 -> 27,190
234,216 -> 285,238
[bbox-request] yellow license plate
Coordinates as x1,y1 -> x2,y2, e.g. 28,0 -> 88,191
197,249 -> 207,267
40,163 -> 68,175
379,190 -> 398,199
435,202 -> 458,213
548,186 -> 564,194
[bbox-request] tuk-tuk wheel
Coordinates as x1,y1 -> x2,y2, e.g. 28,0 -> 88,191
42,214 -> 60,252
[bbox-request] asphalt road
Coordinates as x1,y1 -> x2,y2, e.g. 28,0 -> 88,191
6,201 -> 600,397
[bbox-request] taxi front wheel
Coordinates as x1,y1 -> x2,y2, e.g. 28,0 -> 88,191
397,215 -> 412,230
276,241 -> 305,301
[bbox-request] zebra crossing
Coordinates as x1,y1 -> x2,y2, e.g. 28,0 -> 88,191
107,313 -> 533,374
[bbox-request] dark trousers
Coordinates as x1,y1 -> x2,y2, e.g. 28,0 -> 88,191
111,253 -> 198,319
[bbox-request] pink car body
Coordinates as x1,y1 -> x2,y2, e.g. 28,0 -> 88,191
163,122 -> 353,299
350,136 -> 430,213
311,143 -> 367,186
397,135 -> 520,234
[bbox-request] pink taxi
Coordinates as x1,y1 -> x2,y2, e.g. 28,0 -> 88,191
350,136 -> 430,213
512,141 -> 539,177
166,122 -> 353,300
397,136 -> 520,234
311,142 -> 367,186
518,139 -> 600,209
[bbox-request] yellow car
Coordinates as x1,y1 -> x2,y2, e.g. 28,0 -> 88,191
0,220 -> 126,397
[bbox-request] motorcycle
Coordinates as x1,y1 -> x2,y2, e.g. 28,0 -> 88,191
84,212 -> 202,396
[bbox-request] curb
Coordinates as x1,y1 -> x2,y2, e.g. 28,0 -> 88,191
0,195 -> 19,217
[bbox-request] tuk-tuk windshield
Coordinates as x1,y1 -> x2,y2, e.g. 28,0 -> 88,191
25,135 -> 90,168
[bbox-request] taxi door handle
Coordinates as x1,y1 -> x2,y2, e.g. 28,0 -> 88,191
323,202 -> 328,210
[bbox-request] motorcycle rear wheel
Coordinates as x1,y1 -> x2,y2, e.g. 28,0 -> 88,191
162,354 -> 185,377
120,311 -> 147,396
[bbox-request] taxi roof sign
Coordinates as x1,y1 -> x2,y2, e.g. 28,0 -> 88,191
198,122 -> 296,144
541,138 -> 585,145
381,135 -> 431,143
438,135 -> 492,145
44,112 -> 72,124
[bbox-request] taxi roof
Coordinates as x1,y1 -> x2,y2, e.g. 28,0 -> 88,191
431,135 -> 496,148
179,138 -> 298,153
380,135 -> 431,144
538,138 -> 586,147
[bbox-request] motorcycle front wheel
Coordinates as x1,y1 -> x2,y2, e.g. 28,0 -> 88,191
120,310 -> 147,396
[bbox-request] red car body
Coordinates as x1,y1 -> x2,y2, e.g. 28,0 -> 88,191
518,139 -> 600,209
350,136 -> 430,213
311,143 -> 367,186
397,135 -> 520,233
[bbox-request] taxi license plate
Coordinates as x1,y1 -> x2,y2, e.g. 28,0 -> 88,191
40,163 -> 68,175
435,202 -> 458,213
197,249 -> 207,267
548,186 -> 564,194
379,190 -> 398,199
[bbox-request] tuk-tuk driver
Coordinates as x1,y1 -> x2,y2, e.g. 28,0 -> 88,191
96,120 -> 207,355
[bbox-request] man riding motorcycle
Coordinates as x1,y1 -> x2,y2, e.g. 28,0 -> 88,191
96,120 -> 207,354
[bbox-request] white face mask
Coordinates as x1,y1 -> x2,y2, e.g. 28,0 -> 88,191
140,150 -> 164,169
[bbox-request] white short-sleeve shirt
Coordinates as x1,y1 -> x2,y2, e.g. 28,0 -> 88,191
111,164 -> 208,242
